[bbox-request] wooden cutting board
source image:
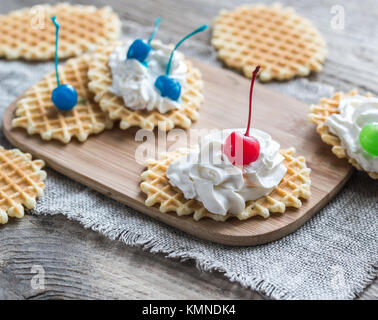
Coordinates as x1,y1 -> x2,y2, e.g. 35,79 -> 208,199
2,60 -> 353,246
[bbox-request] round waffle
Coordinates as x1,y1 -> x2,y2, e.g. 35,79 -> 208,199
211,3 -> 326,81
87,42 -> 205,131
0,146 -> 46,224
140,148 -> 311,221
12,55 -> 114,144
0,3 -> 121,60
308,89 -> 378,179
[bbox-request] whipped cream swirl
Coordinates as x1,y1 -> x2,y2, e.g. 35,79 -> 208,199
166,129 -> 287,215
108,39 -> 187,113
325,95 -> 378,173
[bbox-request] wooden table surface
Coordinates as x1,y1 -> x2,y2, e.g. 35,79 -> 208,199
0,0 -> 377,300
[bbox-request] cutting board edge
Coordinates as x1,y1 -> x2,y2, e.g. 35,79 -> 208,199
3,101 -> 353,246
1,59 -> 354,246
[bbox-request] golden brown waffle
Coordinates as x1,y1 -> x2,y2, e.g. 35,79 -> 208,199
211,3 -> 326,82
0,146 -> 46,224
140,148 -> 311,221
12,55 -> 114,144
87,43 -> 204,131
0,3 -> 121,60
308,90 -> 378,179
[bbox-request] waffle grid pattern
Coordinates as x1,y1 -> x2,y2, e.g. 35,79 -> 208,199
211,3 -> 326,81
308,89 -> 377,179
140,148 -> 311,221
0,146 -> 46,224
0,3 -> 121,60
88,43 -> 204,131
12,55 -> 114,143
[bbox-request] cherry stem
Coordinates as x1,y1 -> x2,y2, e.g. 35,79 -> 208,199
51,16 -> 60,86
166,24 -> 208,75
245,65 -> 260,137
147,17 -> 161,45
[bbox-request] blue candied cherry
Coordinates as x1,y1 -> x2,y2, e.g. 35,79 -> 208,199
126,17 -> 161,63
359,122 -> 378,156
127,39 -> 151,63
50,16 -> 78,111
154,75 -> 181,101
223,66 -> 261,166
154,24 -> 208,101
51,84 -> 78,111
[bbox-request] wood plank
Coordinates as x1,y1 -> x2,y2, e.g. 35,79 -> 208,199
0,215 -> 263,300
2,59 -> 352,246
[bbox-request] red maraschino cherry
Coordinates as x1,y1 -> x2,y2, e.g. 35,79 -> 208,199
223,66 -> 261,166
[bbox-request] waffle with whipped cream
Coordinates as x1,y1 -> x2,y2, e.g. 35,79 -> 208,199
211,3 -> 326,81
0,146 -> 46,224
87,43 -> 204,131
308,89 -> 378,179
140,148 -> 311,221
12,55 -> 114,143
0,3 -> 120,60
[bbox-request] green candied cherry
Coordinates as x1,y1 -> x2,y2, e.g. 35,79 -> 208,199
359,122 -> 378,156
